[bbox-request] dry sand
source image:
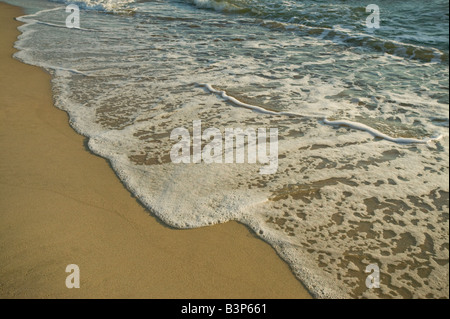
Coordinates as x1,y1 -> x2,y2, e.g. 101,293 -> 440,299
0,2 -> 311,299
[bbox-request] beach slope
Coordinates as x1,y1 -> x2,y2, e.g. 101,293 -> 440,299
0,2 -> 311,299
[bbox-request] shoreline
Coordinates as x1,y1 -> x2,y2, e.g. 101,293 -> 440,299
0,2 -> 312,299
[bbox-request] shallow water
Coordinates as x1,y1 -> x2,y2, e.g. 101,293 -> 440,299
8,0 -> 449,298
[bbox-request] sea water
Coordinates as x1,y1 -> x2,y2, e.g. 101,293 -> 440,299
6,0 -> 449,298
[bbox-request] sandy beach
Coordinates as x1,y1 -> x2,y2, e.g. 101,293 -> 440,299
0,2 -> 311,299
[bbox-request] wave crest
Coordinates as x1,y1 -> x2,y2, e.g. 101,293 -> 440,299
50,0 -> 136,13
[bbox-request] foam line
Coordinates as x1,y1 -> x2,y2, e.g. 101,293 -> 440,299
196,82 -> 301,116
197,82 -> 445,145
17,7 -> 99,32
323,119 -> 444,144
16,6 -> 64,21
